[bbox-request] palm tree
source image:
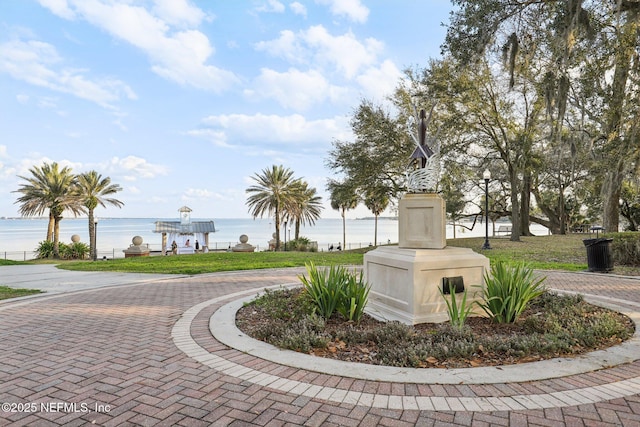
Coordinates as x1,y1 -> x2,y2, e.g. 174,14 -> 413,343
13,162 -> 83,258
285,180 -> 323,240
327,179 -> 360,249
76,171 -> 124,260
364,186 -> 389,246
246,165 -> 296,250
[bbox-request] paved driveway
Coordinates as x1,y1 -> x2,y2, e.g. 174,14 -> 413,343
0,266 -> 639,426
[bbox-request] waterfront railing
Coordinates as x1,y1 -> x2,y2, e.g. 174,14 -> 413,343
1,241 -> 381,261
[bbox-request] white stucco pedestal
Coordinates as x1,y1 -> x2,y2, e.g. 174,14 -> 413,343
364,246 -> 489,324
398,193 -> 447,249
364,193 -> 490,325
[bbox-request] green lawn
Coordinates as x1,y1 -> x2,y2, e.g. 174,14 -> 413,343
56,249 -> 369,275
48,234 -> 597,274
0,286 -> 42,300
448,234 -> 589,271
1,233 -> 604,275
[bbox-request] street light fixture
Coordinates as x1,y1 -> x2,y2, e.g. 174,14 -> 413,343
482,170 -> 492,250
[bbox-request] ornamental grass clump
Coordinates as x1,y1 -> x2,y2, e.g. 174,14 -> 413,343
476,261 -> 546,323
439,282 -> 474,329
298,262 -> 371,323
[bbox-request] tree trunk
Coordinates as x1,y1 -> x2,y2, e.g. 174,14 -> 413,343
602,159 -> 625,232
510,174 -> 521,242
53,217 -> 61,258
374,214 -> 378,246
558,181 -> 567,235
601,9 -> 638,232
341,208 -> 346,249
47,211 -> 55,241
88,209 -> 95,261
274,207 -> 281,251
520,173 -> 532,236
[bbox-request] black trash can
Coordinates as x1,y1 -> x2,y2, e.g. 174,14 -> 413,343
583,238 -> 614,272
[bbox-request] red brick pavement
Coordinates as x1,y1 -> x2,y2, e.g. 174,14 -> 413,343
0,268 -> 639,426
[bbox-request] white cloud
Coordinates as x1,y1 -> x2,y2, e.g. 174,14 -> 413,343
255,30 -> 306,64
183,188 -> 215,199
289,2 -> 307,17
356,60 -> 403,100
9,156 -> 82,180
152,0 -> 209,28
254,0 -> 286,13
107,155 -> 169,180
0,39 -> 136,108
16,94 -> 29,104
185,128 -> 231,148
315,0 -> 369,23
305,26 -> 382,78
0,145 -> 7,158
196,112 -> 351,146
37,0 -> 239,92
255,25 -> 383,79
38,0 -> 76,19
246,67 -> 347,110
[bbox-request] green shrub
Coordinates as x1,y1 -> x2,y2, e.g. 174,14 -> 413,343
610,232 -> 640,265
523,291 -> 632,348
35,240 -> 90,259
35,240 -> 56,259
61,242 -> 90,260
298,262 -> 371,322
335,269 -> 370,322
476,261 -> 546,323
288,237 -> 311,251
439,283 -> 474,329
245,287 -> 314,320
299,262 -> 344,319
238,288 -> 634,368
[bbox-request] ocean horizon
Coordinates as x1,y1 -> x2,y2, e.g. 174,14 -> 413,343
0,216 -> 549,260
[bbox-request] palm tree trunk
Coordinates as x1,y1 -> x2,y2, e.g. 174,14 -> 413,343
274,208 -> 281,250
374,214 -> 378,246
53,217 -> 61,258
47,211 -> 55,241
88,209 -> 96,261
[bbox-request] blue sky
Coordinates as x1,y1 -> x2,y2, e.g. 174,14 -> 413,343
0,0 -> 452,219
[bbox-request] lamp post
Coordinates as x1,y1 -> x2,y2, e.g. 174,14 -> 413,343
482,170 -> 492,250
288,226 -> 291,249
92,218 -> 99,261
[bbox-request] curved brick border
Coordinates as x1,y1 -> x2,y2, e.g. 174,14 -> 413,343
172,286 -> 640,411
211,289 -> 640,384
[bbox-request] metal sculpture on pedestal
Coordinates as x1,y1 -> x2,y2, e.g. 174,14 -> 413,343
363,104 -> 489,325
406,108 -> 440,193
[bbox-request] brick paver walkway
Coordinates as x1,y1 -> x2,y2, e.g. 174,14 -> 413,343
0,268 -> 639,426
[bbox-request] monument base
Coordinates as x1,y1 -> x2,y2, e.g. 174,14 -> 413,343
364,246 -> 490,325
399,193 -> 447,249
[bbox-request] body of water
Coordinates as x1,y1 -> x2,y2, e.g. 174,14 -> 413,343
0,216 -> 549,260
